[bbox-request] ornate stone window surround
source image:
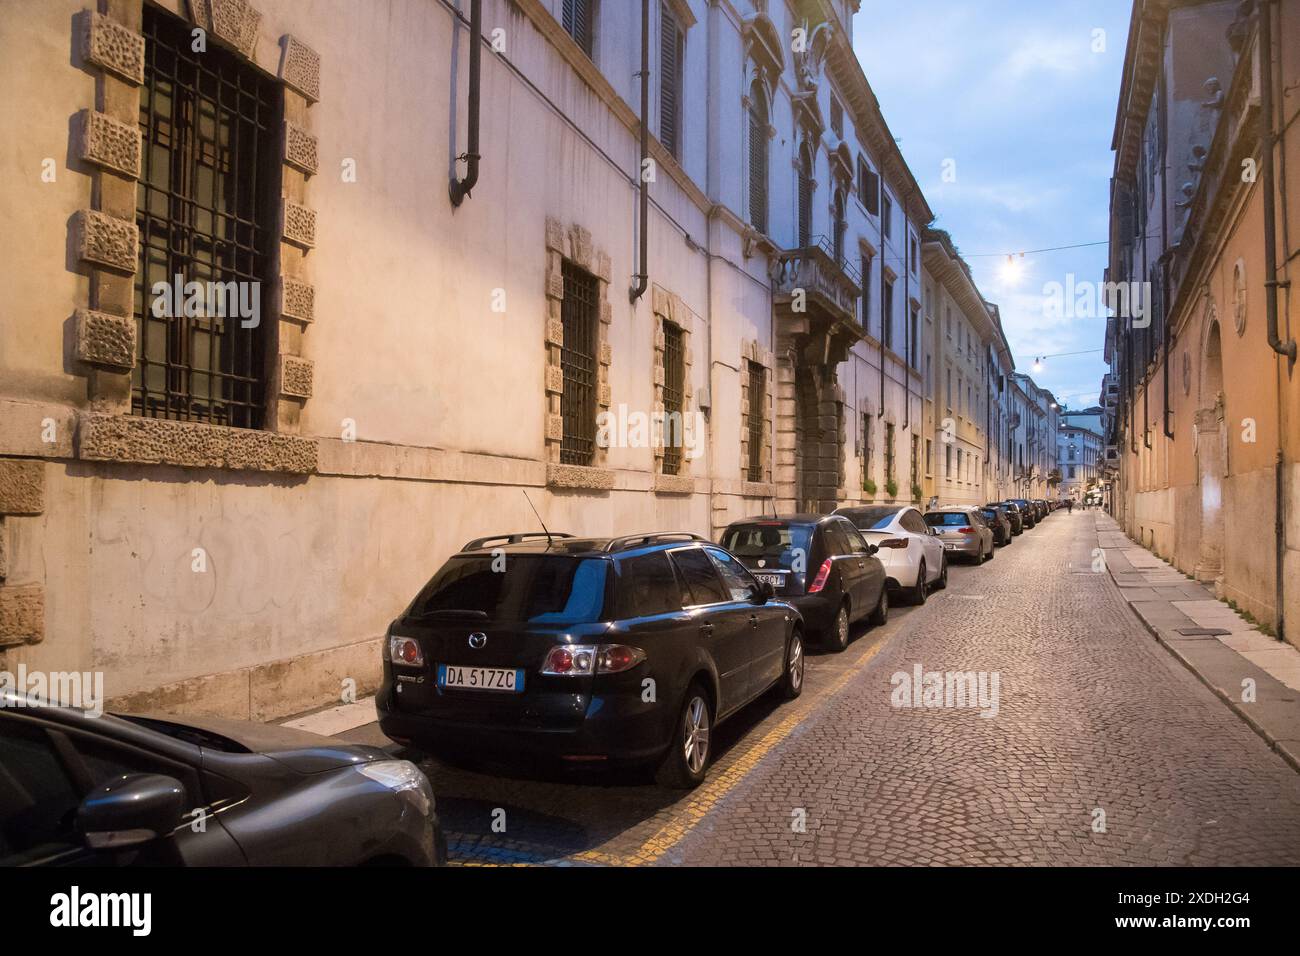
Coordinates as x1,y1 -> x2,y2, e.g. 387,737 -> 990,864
544,217 -> 616,491
70,1 -> 320,476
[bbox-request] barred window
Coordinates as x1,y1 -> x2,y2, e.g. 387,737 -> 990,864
560,261 -> 599,465
563,0 -> 594,58
661,321 -> 685,475
746,360 -> 765,482
862,413 -> 873,483
134,5 -> 280,428
659,2 -> 682,158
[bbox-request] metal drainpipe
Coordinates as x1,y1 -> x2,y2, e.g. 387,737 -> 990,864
448,0 -> 482,207
1259,0 -> 1292,642
1160,68 -> 1174,440
629,0 -> 650,304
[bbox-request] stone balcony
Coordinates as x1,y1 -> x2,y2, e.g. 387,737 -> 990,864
771,235 -> 864,365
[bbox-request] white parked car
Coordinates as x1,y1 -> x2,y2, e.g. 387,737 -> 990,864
834,505 -> 947,605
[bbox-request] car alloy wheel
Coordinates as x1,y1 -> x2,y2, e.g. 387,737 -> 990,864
683,695 -> 710,776
869,586 -> 889,626
935,557 -> 948,590
783,631 -> 804,698
913,561 -> 927,605
829,604 -> 850,652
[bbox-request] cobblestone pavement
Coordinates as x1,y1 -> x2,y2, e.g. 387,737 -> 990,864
355,511 -> 1300,865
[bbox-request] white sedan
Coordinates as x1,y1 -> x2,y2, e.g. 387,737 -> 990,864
833,505 -> 947,605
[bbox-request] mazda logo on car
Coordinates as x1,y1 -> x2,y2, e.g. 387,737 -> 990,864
468,632 -> 487,649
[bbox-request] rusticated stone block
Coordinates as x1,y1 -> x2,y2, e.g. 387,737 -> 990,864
654,474 -> 694,495
209,0 -> 261,59
545,271 -> 564,300
599,301 -> 613,324
281,198 -> 316,249
283,120 -> 318,175
0,460 -> 44,515
545,318 -> 564,346
598,383 -> 612,407
189,0 -> 214,30
81,11 -> 145,86
278,276 -> 314,322
568,226 -> 592,269
545,365 -> 564,394
545,217 -> 565,252
546,463 -> 615,491
0,518 -> 7,580
280,35 -> 321,103
545,414 -> 564,442
77,109 -> 142,178
75,309 -> 137,371
74,209 -> 138,274
595,251 -> 612,283
279,355 -> 313,399
79,414 -> 317,474
598,342 -> 612,366
0,586 -> 44,647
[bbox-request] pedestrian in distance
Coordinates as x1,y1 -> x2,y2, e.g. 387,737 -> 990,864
1066,499 -> 1073,514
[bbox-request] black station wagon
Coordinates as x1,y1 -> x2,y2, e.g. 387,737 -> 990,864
376,532 -> 805,788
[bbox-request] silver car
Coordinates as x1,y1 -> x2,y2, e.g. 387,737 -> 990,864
923,509 -> 995,564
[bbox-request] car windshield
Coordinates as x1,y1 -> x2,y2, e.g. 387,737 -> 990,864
925,512 -> 971,527
721,523 -> 813,568
409,555 -> 608,624
840,507 -> 899,530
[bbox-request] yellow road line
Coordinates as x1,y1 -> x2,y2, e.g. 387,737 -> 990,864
573,637 -> 890,866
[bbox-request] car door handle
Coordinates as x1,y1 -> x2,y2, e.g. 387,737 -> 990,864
748,614 -> 759,626
699,622 -> 714,636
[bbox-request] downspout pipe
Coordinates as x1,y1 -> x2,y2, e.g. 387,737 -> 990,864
1160,68 -> 1174,440
629,0 -> 650,304
1261,0 -> 1296,363
448,0 -> 482,207
1259,0 -> 1291,642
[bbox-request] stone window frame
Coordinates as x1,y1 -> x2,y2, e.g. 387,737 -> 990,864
651,287 -> 695,494
739,339 -> 774,490
544,217 -> 615,491
70,1 -> 319,476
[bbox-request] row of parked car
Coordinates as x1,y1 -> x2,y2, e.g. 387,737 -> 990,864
376,497 -> 1064,790
4,498 -> 1061,867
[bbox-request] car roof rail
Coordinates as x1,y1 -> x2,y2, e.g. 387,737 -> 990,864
460,531 -> 575,552
604,532 -> 708,553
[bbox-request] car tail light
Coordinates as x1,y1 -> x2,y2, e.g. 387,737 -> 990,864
542,644 -> 645,676
807,558 -> 833,593
877,538 -> 909,549
389,635 -> 424,667
957,527 -> 974,534
597,645 -> 646,674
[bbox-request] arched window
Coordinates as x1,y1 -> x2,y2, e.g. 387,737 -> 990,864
748,81 -> 769,234
797,142 -> 813,248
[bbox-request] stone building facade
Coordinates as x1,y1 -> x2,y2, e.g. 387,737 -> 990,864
0,0 -> 1059,719
1105,0 -> 1300,645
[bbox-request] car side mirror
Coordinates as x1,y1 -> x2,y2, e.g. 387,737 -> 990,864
754,581 -> 775,603
867,544 -> 879,555
77,773 -> 186,850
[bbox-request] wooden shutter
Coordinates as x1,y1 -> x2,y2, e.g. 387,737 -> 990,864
659,4 -> 680,157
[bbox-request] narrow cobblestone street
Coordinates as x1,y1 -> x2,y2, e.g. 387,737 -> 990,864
348,511 -> 1300,866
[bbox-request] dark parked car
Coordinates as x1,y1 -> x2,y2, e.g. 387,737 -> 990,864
720,514 -> 888,652
0,691 -> 445,866
978,505 -> 1014,546
987,501 -> 1022,536
377,531 -> 805,788
1007,499 -> 1037,528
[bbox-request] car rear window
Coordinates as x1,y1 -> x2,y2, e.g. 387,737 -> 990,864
720,523 -> 812,569
925,512 -> 971,527
840,507 -> 899,530
409,555 -> 609,624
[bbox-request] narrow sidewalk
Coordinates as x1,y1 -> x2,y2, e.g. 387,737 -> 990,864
1093,510 -> 1300,772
